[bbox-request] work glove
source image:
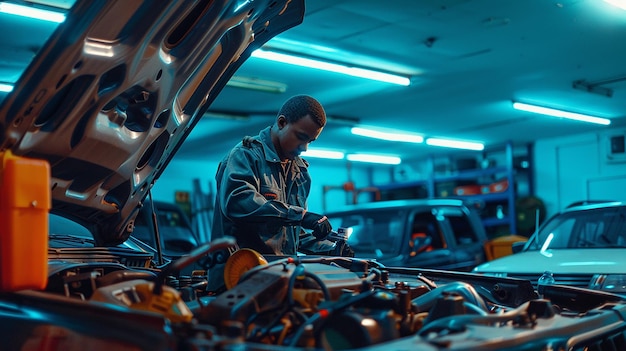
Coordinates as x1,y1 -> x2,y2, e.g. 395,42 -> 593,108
331,240 -> 355,258
302,211 -> 333,239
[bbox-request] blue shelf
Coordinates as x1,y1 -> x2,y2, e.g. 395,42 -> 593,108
451,192 -> 510,202
375,180 -> 427,191
433,166 -> 509,182
373,141 -> 523,237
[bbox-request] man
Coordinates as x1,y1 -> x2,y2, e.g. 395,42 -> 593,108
208,95 -> 352,292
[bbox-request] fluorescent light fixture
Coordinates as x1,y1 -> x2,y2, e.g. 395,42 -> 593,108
251,49 -> 411,86
351,127 -> 424,143
346,154 -> 401,165
226,75 -> 287,93
267,37 -> 338,54
426,138 -> 485,151
301,149 -> 345,159
512,101 -> 611,125
604,0 -> 626,10
204,111 -> 249,120
0,83 -> 13,93
0,2 -> 65,23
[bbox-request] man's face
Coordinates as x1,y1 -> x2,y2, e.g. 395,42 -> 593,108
276,114 -> 323,160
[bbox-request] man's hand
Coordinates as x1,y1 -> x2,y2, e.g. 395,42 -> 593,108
302,212 -> 333,239
331,240 -> 355,257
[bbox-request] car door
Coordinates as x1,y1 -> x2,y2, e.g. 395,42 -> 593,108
399,210 -> 456,269
436,206 -> 487,271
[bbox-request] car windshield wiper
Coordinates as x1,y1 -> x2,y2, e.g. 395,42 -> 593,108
49,234 -> 96,245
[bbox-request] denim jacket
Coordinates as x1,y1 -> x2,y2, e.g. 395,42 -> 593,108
211,126 -> 333,255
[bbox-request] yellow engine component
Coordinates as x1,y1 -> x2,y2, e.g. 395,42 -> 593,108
90,280 -> 193,323
224,248 -> 268,289
292,288 -> 324,309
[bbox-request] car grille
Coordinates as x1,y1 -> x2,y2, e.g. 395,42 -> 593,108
507,273 -> 593,289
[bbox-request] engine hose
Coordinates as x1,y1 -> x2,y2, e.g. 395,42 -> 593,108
287,265 -> 306,306
287,265 -> 331,306
286,289 -> 378,347
418,301 -> 531,337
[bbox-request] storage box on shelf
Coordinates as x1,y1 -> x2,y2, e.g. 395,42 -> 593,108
375,142 -> 531,238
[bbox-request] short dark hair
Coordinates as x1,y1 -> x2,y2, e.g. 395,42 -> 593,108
278,95 -> 326,127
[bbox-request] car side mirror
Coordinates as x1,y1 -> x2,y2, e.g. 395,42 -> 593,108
511,241 -> 526,254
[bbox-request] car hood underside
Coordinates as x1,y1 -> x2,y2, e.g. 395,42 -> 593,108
0,0 -> 304,246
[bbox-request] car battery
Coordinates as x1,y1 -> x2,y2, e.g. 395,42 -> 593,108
0,151 -> 50,291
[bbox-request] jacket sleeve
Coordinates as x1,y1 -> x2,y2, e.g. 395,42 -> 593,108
217,145 -> 305,225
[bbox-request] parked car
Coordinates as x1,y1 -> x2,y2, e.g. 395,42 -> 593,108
473,201 -> 626,295
325,198 -> 489,271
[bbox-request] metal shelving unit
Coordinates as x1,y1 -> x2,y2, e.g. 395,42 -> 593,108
376,141 -> 522,237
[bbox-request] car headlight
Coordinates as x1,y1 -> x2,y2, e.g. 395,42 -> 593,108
590,274 -> 626,294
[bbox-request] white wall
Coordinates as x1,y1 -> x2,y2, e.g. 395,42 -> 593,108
305,159 -> 377,212
534,127 -> 626,217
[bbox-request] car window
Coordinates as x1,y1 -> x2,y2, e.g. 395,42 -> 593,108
411,213 -> 445,249
132,203 -> 198,255
434,207 -> 479,245
448,213 -> 479,245
533,206 -> 626,250
327,209 -> 406,258
158,208 -> 188,228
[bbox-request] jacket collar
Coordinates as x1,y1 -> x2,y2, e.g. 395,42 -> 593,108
259,126 -> 307,169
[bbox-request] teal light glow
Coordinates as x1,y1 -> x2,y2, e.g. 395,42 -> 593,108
512,102 -> 611,125
346,154 -> 401,165
425,138 -> 484,151
251,49 -> 411,86
0,83 -> 13,92
301,149 -> 345,160
351,127 -> 424,143
604,0 -> 626,10
0,2 -> 65,23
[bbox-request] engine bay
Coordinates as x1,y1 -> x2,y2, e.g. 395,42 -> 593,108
4,237 -> 626,351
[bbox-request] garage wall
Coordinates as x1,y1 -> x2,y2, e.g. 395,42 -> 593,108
534,127 -> 626,217
152,157 -> 374,214
155,127 -> 626,230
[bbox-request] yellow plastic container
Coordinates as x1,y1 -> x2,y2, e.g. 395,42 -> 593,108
484,234 -> 528,261
0,151 -> 50,291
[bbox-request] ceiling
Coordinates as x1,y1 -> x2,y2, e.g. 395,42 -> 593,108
2,0 -> 626,165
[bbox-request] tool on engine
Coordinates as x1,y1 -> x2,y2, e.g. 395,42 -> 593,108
327,227 -> 351,241
224,248 -> 269,289
327,227 -> 355,257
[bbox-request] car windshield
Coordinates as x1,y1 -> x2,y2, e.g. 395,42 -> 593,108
132,203 -> 198,256
327,208 -> 407,258
529,205 -> 626,250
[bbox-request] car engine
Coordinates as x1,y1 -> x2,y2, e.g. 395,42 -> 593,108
3,237 -> 626,351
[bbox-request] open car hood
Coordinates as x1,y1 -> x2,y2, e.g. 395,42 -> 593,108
0,0 -> 304,246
